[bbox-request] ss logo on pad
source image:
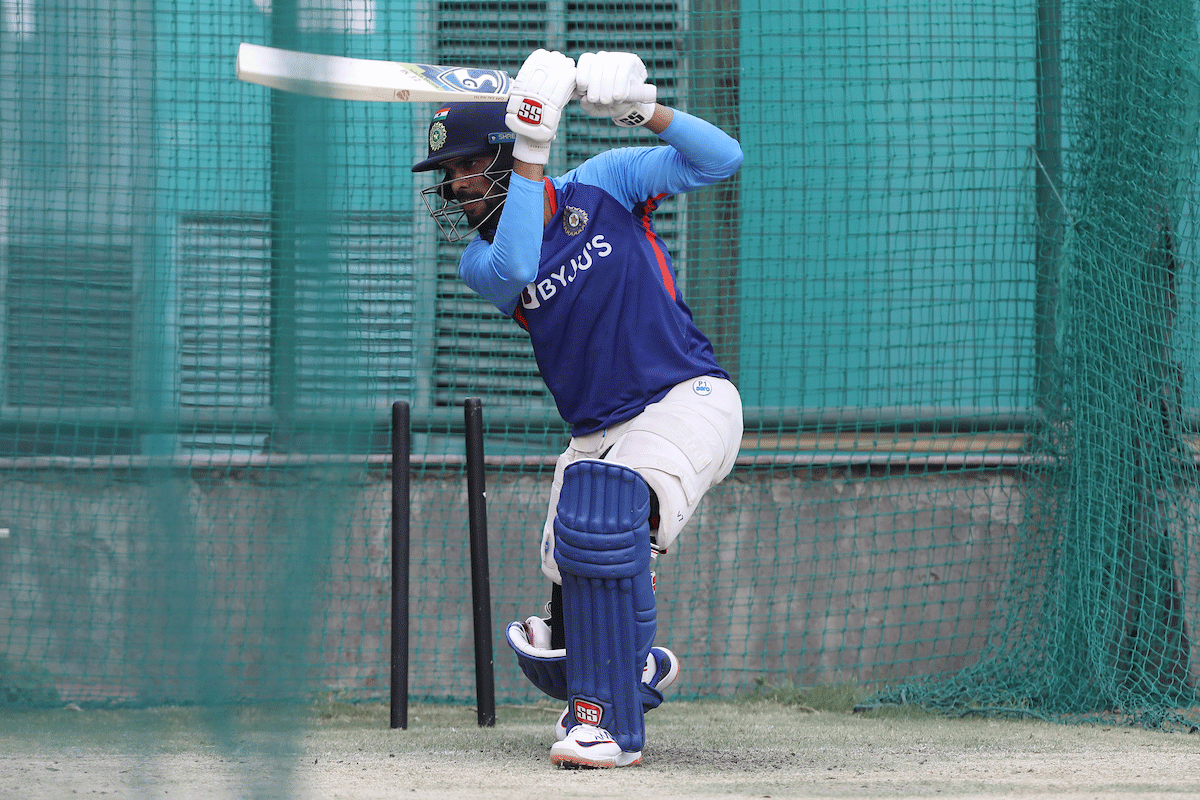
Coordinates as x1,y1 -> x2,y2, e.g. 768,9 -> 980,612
573,699 -> 603,726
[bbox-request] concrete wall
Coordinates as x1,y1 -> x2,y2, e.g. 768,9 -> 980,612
0,465 -> 1025,705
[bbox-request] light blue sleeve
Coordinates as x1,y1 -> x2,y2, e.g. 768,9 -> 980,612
556,110 -> 743,211
458,173 -> 544,312
458,111 -> 742,311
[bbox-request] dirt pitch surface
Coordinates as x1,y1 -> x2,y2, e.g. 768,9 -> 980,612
2,701 -> 1198,799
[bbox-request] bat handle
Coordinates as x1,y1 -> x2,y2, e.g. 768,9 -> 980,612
630,83 -> 657,104
575,84 -> 658,105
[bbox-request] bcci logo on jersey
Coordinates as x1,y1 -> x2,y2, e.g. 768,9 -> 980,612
563,206 -> 588,236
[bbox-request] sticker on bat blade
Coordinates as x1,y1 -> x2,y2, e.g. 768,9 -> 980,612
411,64 -> 510,95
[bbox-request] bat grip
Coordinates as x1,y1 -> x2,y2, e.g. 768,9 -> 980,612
630,84 -> 657,104
574,84 -> 658,105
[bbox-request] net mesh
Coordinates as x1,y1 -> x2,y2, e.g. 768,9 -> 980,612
872,0 -> 1200,730
0,0 -> 1198,736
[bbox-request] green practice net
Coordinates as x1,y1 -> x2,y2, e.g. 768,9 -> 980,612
872,0 -> 1200,730
0,0 -> 1198,743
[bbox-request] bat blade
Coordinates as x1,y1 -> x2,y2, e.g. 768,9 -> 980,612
236,43 -> 512,103
237,43 -> 657,105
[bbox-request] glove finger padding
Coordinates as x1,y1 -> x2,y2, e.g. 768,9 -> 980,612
505,49 -> 575,144
522,48 -> 578,107
577,51 -> 645,104
575,51 -> 655,127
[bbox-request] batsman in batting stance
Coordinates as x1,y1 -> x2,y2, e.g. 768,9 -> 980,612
413,48 -> 743,768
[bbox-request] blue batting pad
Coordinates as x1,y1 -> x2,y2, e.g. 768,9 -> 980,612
554,459 -> 656,753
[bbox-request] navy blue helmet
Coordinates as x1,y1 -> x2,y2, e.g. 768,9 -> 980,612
413,102 -> 516,242
412,101 -> 515,173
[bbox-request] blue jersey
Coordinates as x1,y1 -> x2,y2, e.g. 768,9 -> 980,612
457,111 -> 743,435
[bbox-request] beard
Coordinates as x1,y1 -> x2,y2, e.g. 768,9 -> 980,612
460,191 -> 504,230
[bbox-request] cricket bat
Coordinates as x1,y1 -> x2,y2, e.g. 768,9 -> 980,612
236,42 -> 656,104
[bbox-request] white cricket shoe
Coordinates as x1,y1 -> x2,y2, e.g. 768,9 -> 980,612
554,646 -> 681,741
550,724 -> 642,769
642,645 -> 681,693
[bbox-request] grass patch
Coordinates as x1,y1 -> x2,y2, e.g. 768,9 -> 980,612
741,679 -> 941,718
743,679 -> 868,712
0,658 -> 60,708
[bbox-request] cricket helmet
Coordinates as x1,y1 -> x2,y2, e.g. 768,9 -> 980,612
412,101 -> 515,173
413,102 -> 516,242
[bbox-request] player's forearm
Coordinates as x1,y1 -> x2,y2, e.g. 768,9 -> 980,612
644,105 -> 674,136
653,108 -> 743,182
459,173 -> 543,308
513,160 -> 543,182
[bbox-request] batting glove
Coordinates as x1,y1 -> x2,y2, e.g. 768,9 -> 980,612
576,51 -> 657,128
505,49 -> 576,165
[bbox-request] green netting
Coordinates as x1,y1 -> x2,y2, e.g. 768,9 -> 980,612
871,0 -> 1200,730
0,0 -> 1197,743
